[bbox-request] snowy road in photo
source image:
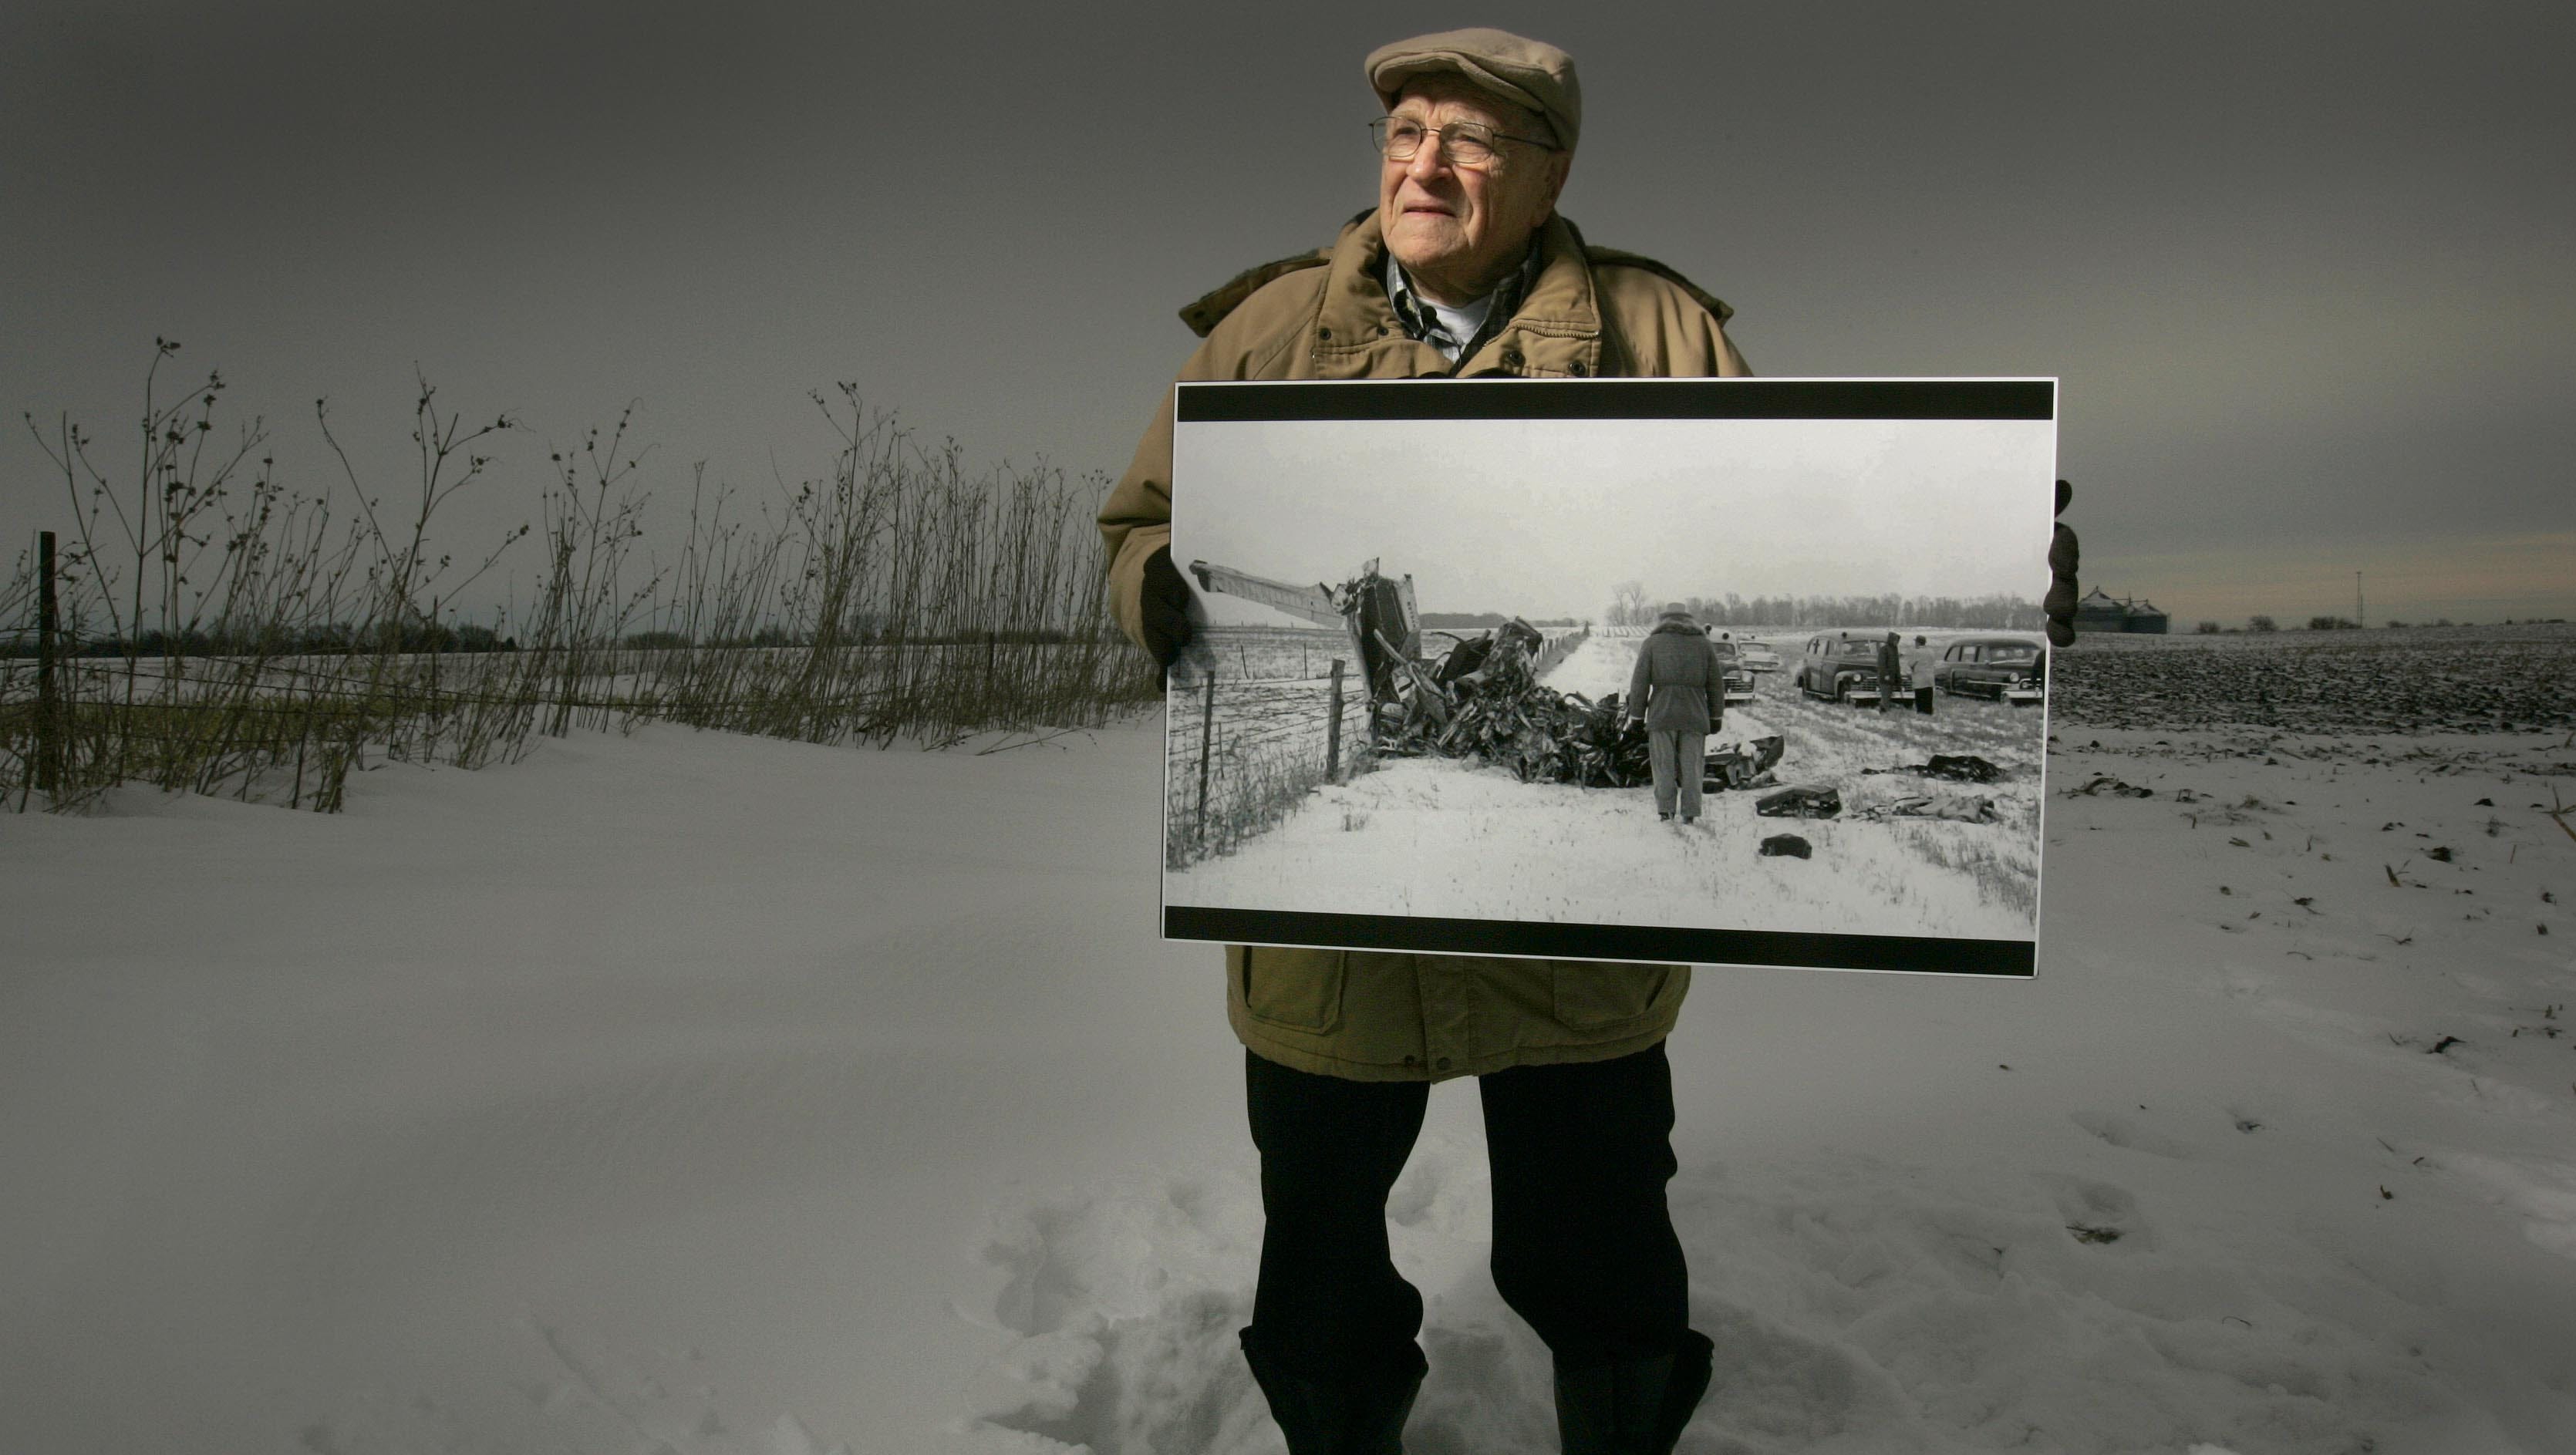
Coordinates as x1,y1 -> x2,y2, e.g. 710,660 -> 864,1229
1167,632 -> 2045,940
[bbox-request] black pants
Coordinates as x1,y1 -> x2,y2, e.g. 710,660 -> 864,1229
1242,1042 -> 1689,1381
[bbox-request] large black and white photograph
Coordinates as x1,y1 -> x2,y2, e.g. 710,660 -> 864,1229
1163,379 -> 2057,973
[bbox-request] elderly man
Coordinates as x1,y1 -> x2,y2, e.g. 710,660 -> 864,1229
1626,603 -> 1728,823
1098,28 -> 2075,1455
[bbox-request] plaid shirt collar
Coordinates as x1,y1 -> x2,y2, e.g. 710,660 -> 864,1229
1383,241 -> 1545,364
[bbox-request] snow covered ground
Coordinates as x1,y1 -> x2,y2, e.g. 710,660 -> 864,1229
1168,632 -> 2045,942
5,709 -> 2574,1453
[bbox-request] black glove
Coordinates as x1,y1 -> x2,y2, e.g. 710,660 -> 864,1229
2044,479 -> 2081,648
1140,546 -> 1195,672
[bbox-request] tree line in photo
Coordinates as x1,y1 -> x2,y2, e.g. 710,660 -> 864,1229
1605,583 -> 2045,631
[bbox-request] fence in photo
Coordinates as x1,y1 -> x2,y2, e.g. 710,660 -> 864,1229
1165,658 -> 1374,870
1529,625 -> 1587,679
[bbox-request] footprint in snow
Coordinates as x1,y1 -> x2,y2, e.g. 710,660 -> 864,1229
2036,1173 -> 2153,1250
2069,1109 -> 2198,1160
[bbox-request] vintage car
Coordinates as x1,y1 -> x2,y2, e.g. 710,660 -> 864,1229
1795,633 -> 1884,704
1735,641 -> 1782,672
1705,635 -> 1758,706
1934,635 -> 2048,703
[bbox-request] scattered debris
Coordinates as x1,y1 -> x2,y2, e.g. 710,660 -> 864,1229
1192,557 -> 1790,793
1758,834 -> 1812,859
2426,846 -> 2455,862
1857,793 -> 2001,824
1860,753 -> 2004,783
2066,1224 -> 2123,1245
2069,775 -> 2153,798
1755,786 -> 1842,820
2429,1036 -> 2463,1055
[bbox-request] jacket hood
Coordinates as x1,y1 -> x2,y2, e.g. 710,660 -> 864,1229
1650,615 -> 1701,635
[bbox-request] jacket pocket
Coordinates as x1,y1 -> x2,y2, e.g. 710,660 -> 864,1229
1550,963 -> 1674,1029
1239,945 -> 1347,1033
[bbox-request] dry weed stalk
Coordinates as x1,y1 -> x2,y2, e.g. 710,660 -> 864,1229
4,352 -> 1155,813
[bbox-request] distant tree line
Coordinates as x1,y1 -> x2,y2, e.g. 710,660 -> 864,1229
2,620 -> 1108,660
2,621 -> 517,658
2187,615 -> 2562,635
1603,585 -> 2044,631
1420,611 -> 1583,629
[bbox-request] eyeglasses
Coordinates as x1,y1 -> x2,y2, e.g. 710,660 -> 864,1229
1369,115 -> 1559,168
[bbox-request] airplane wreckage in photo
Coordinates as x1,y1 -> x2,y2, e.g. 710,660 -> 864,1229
1185,557 -> 1787,793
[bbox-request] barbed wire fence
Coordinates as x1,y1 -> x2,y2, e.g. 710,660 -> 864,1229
1163,659 -> 1375,870
1158,626 -> 1590,870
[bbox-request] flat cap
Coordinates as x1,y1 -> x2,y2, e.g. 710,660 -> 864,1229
1366,27 -> 1580,153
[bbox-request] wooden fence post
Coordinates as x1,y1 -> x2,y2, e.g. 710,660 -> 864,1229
36,530 -> 60,797
1195,669 -> 1217,843
1326,658 -> 1344,783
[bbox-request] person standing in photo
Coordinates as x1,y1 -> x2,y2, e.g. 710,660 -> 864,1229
1913,633 -> 1936,714
1626,602 -> 1725,823
1876,631 -> 1902,712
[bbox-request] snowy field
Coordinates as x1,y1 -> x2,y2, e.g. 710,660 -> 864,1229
1167,632 -> 2045,941
5,647 -> 2576,1453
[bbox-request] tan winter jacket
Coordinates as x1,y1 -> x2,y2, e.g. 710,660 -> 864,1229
1627,618 -> 1729,734
1101,207 -> 1752,1083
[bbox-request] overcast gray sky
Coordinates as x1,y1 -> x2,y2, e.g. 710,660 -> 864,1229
1178,411 -> 2056,620
6,1 -> 2569,628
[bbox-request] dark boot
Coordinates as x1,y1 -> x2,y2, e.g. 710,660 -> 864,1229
1553,1329 -> 1715,1454
1242,1329 -> 1426,1454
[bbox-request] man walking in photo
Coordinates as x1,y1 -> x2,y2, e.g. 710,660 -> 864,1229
1626,603 -> 1727,823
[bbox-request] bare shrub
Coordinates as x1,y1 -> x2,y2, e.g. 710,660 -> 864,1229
3,351 -> 1155,813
